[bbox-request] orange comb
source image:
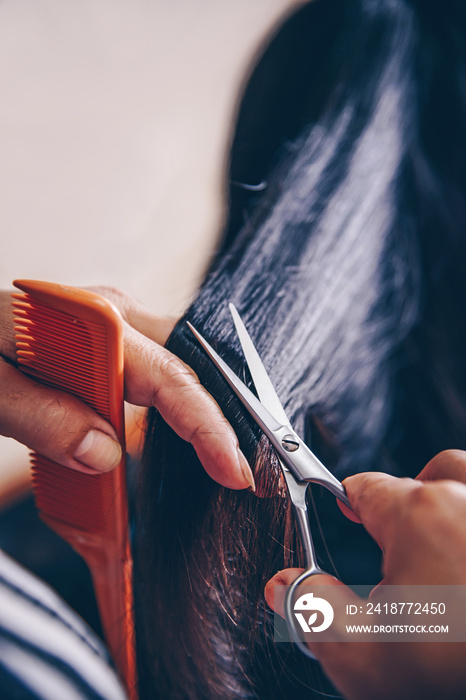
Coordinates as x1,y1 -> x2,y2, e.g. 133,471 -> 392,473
12,279 -> 137,700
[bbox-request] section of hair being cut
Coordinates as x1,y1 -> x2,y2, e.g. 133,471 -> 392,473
133,0 -> 466,697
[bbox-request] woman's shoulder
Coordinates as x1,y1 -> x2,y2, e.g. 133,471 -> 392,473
0,549 -> 128,700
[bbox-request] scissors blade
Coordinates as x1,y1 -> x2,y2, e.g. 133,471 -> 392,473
187,322 -> 284,434
228,303 -> 291,428
187,319 -> 350,507
228,304 -> 296,486
228,310 -> 324,571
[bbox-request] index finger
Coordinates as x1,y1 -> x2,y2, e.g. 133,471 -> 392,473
123,323 -> 255,491
340,472 -> 420,549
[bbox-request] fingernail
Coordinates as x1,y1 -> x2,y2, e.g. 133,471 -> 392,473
74,430 -> 122,472
237,448 -> 256,491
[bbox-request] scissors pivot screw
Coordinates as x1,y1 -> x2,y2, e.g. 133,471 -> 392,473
282,435 -> 299,452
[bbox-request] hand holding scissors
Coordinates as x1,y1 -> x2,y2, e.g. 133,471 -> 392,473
188,304 -> 351,660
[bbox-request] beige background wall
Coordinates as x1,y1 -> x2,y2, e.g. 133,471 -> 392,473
0,0 -> 303,487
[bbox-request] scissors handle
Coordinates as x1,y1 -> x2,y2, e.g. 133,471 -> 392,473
281,479 -> 330,660
293,499 -> 320,572
284,568 -> 326,661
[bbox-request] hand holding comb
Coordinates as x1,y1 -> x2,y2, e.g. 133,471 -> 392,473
12,279 -> 137,700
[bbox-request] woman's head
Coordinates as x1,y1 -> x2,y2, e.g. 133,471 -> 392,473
133,0 -> 466,697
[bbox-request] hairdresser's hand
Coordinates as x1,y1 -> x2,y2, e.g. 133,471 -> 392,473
0,287 -> 254,489
265,450 -> 466,700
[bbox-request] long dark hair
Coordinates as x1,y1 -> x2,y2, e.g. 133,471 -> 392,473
133,0 -> 466,697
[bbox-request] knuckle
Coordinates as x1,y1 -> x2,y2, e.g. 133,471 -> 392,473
156,386 -> 207,444
149,354 -> 196,406
154,352 -> 196,388
398,481 -> 465,546
27,387 -> 88,456
431,479 -> 464,502
30,393 -> 72,442
157,353 -> 190,379
188,419 -> 213,445
148,352 -> 227,444
403,483 -> 438,518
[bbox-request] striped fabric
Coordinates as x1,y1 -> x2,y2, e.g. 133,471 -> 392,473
0,549 -> 128,700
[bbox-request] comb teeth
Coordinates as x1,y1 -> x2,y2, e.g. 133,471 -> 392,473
13,296 -> 111,420
31,456 -> 114,532
13,292 -> 117,533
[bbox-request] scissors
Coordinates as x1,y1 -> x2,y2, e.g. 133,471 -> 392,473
188,304 -> 351,660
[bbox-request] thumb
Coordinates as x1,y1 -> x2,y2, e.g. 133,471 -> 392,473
265,568 -> 344,619
265,567 -> 368,647
265,568 -> 376,700
0,359 -> 122,474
